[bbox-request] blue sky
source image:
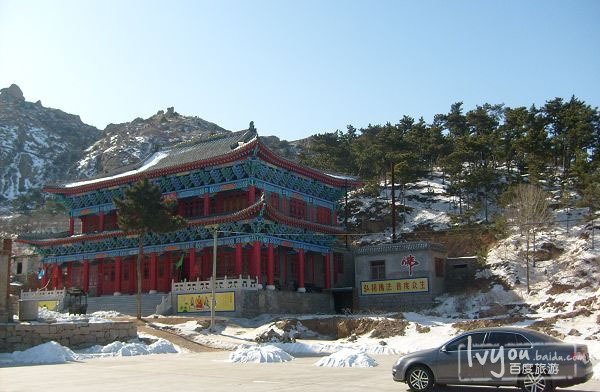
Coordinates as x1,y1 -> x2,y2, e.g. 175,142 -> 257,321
1,0 -> 599,140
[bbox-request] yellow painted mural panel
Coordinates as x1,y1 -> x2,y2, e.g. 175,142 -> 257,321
38,300 -> 59,310
177,292 -> 235,313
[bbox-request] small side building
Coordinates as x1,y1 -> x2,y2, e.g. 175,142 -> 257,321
354,242 -> 447,312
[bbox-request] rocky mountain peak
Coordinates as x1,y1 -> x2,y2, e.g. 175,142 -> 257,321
74,107 -> 229,178
0,84 -> 25,102
0,85 -> 102,203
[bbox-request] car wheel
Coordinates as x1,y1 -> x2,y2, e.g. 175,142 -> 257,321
520,372 -> 555,392
406,365 -> 435,392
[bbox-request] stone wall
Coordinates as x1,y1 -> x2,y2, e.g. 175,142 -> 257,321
0,321 -> 137,353
238,290 -> 334,317
173,289 -> 334,317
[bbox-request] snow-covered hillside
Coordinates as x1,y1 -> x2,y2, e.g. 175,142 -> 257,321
349,170 -> 486,245
0,84 -> 101,202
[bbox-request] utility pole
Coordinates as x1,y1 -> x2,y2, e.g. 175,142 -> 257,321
210,227 -> 218,332
391,161 -> 397,243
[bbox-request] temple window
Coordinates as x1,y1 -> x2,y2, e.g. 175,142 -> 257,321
289,198 -> 307,220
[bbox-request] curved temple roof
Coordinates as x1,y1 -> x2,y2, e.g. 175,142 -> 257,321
45,129 -> 360,195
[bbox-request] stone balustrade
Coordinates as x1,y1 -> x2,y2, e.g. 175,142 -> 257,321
171,276 -> 259,294
21,288 -> 66,301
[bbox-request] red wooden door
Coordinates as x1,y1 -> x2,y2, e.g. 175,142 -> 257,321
89,264 -> 99,295
142,256 -> 151,293
101,262 -> 115,295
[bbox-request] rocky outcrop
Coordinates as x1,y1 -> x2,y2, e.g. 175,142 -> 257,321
0,84 -> 101,202
73,107 -> 229,177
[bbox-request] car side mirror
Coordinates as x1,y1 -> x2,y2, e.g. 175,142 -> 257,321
440,346 -> 447,353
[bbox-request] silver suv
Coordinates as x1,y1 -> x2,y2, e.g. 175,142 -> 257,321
392,327 -> 593,392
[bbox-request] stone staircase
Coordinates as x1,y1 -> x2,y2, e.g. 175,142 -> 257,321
86,293 -> 168,316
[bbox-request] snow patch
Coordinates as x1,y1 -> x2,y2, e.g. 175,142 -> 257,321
65,151 -> 168,187
314,348 -> 378,368
229,344 -> 294,363
1,341 -> 78,365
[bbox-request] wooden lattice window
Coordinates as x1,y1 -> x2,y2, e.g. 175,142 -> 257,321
316,206 -> 331,225
370,260 -> 385,280
289,198 -> 306,220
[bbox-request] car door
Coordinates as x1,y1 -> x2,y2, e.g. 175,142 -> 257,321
480,332 -> 532,385
435,332 -> 486,384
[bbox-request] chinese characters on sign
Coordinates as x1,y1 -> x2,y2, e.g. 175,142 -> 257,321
360,277 -> 429,295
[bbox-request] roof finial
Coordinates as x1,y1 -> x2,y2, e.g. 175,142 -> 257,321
249,121 -> 255,132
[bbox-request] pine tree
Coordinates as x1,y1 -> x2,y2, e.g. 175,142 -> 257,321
114,178 -> 186,319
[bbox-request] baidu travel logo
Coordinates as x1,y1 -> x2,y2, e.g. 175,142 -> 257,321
456,335 -> 588,384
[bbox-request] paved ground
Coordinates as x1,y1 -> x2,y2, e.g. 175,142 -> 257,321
1,352 -> 597,392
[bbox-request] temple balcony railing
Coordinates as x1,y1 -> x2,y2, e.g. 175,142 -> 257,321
171,275 -> 260,294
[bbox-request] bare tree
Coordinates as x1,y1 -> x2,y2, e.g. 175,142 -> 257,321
504,184 -> 552,293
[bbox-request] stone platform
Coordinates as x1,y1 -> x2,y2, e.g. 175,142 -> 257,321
0,321 -> 137,352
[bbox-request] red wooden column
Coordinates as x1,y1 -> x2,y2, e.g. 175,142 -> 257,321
129,259 -> 136,294
115,256 -> 123,295
69,217 -> 75,236
66,262 -> 73,288
82,260 -> 90,292
324,253 -> 331,289
266,243 -> 275,290
189,248 -> 198,280
52,264 -> 59,289
297,249 -> 306,292
203,193 -> 210,216
252,241 -> 261,284
235,243 -> 243,276
99,212 -> 105,232
333,253 -> 338,284
149,253 -> 158,292
248,185 -> 256,204
311,254 -> 315,284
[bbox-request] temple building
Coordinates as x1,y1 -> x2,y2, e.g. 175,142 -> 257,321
17,129 -> 360,305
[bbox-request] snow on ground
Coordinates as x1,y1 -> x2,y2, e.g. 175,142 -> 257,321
314,348 -> 378,368
229,344 -> 294,363
77,337 -> 181,358
36,308 -> 115,323
0,336 -> 182,366
1,341 -> 77,365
